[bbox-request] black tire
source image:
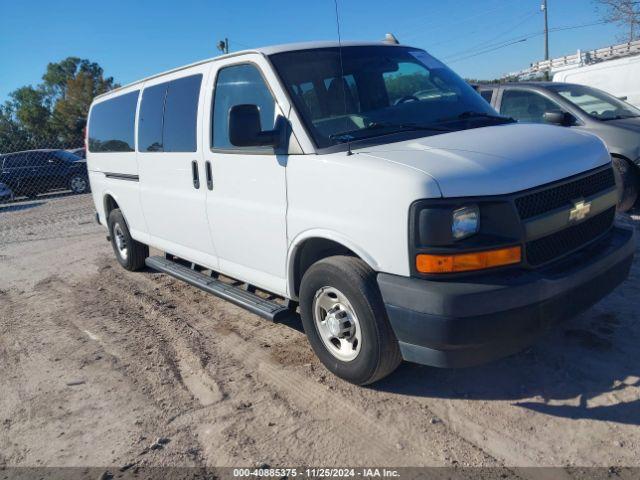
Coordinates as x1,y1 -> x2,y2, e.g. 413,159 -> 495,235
611,156 -> 639,212
68,174 -> 89,194
107,208 -> 148,271
299,255 -> 402,385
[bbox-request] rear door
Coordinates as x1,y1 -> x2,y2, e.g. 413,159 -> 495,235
137,65 -> 219,268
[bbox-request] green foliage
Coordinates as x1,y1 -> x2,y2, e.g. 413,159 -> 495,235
385,72 -> 433,102
0,57 -> 117,152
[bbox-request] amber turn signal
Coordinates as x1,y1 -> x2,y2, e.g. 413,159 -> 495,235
416,246 -> 522,274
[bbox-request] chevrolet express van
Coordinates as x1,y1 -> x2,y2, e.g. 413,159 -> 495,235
87,41 -> 635,385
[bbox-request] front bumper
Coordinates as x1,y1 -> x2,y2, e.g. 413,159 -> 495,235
378,225 -> 636,368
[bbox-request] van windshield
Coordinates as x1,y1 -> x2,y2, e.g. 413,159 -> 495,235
269,46 -> 509,149
548,84 -> 640,121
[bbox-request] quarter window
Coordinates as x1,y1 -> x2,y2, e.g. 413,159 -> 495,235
212,64 -> 276,151
88,91 -> 139,152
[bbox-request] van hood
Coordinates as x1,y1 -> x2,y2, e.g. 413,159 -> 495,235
358,123 -> 610,197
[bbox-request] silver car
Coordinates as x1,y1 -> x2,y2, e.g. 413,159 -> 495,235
478,82 -> 640,211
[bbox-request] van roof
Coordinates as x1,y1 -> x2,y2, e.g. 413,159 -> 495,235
94,41 -> 407,101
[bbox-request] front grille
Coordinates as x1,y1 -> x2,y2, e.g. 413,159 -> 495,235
515,168 -> 615,220
526,207 -> 615,266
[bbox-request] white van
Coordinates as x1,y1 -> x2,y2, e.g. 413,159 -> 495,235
87,41 -> 635,385
553,54 -> 640,109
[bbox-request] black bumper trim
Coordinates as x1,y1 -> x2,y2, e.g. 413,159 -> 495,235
378,226 -> 635,368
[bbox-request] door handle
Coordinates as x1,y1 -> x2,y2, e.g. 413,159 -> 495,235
191,160 -> 200,189
205,161 -> 213,190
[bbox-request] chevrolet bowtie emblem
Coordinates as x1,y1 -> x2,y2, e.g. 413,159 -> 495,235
569,199 -> 592,222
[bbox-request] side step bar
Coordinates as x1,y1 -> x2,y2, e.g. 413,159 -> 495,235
145,255 -> 292,322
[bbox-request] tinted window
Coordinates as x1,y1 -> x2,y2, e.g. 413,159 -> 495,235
163,75 -> 202,152
212,64 -> 275,150
139,83 -> 166,152
500,90 -> 561,123
88,91 -> 139,152
480,89 -> 494,103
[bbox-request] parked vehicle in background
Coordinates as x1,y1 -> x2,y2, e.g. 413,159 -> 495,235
478,82 -> 640,211
0,149 -> 89,199
553,54 -> 640,109
88,41 -> 634,385
510,39 -> 640,109
67,147 -> 86,159
0,182 -> 12,201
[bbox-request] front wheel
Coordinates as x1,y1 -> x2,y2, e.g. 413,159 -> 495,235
299,256 -> 402,385
107,208 -> 148,271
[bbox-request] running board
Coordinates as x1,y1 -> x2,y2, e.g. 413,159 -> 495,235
145,255 -> 291,322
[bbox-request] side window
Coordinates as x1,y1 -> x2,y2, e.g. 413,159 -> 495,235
138,74 -> 202,153
480,89 -> 494,103
163,75 -> 202,152
139,83 -> 166,152
212,64 -> 275,151
500,90 -> 561,124
88,91 -> 139,152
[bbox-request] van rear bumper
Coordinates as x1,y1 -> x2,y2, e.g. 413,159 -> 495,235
377,225 -> 635,368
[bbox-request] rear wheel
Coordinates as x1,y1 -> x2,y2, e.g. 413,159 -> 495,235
107,209 -> 148,271
612,156 -> 639,212
299,256 -> 402,385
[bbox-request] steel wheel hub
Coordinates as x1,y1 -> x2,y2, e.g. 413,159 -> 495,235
113,223 -> 128,261
313,286 -> 361,362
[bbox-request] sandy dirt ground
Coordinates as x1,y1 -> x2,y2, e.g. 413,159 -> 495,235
1,194 -> 639,474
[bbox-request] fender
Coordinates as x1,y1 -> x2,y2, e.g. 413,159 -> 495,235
286,228 -> 381,298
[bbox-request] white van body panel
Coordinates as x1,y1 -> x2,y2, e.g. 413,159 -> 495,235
286,151 -> 441,293
359,123 -> 610,197
553,55 -> 640,109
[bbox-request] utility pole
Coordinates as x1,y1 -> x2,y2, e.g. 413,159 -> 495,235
217,38 -> 229,54
542,0 -> 549,80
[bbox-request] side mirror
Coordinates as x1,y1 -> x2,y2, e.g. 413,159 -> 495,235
543,110 -> 575,126
228,104 -> 280,148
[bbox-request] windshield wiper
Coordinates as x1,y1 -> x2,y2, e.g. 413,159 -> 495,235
329,122 -> 454,143
451,111 -> 515,122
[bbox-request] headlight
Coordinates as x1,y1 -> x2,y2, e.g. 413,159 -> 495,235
452,205 -> 479,240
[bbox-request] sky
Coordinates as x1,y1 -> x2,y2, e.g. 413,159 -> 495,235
0,0 -> 625,102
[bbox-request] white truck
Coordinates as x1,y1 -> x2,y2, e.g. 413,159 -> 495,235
87,41 -> 635,385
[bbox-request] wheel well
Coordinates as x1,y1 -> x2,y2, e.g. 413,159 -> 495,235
292,238 -> 358,297
103,195 -> 119,220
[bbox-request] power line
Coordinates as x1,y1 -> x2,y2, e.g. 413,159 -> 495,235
444,20 -> 609,64
436,10 -> 538,58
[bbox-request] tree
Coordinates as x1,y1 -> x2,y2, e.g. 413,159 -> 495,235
596,0 -> 640,42
0,57 -> 117,151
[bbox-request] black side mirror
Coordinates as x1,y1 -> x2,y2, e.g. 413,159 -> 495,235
543,110 -> 575,126
228,104 -> 280,148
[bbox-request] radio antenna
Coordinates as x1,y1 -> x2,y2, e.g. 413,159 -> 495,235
333,0 -> 352,155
